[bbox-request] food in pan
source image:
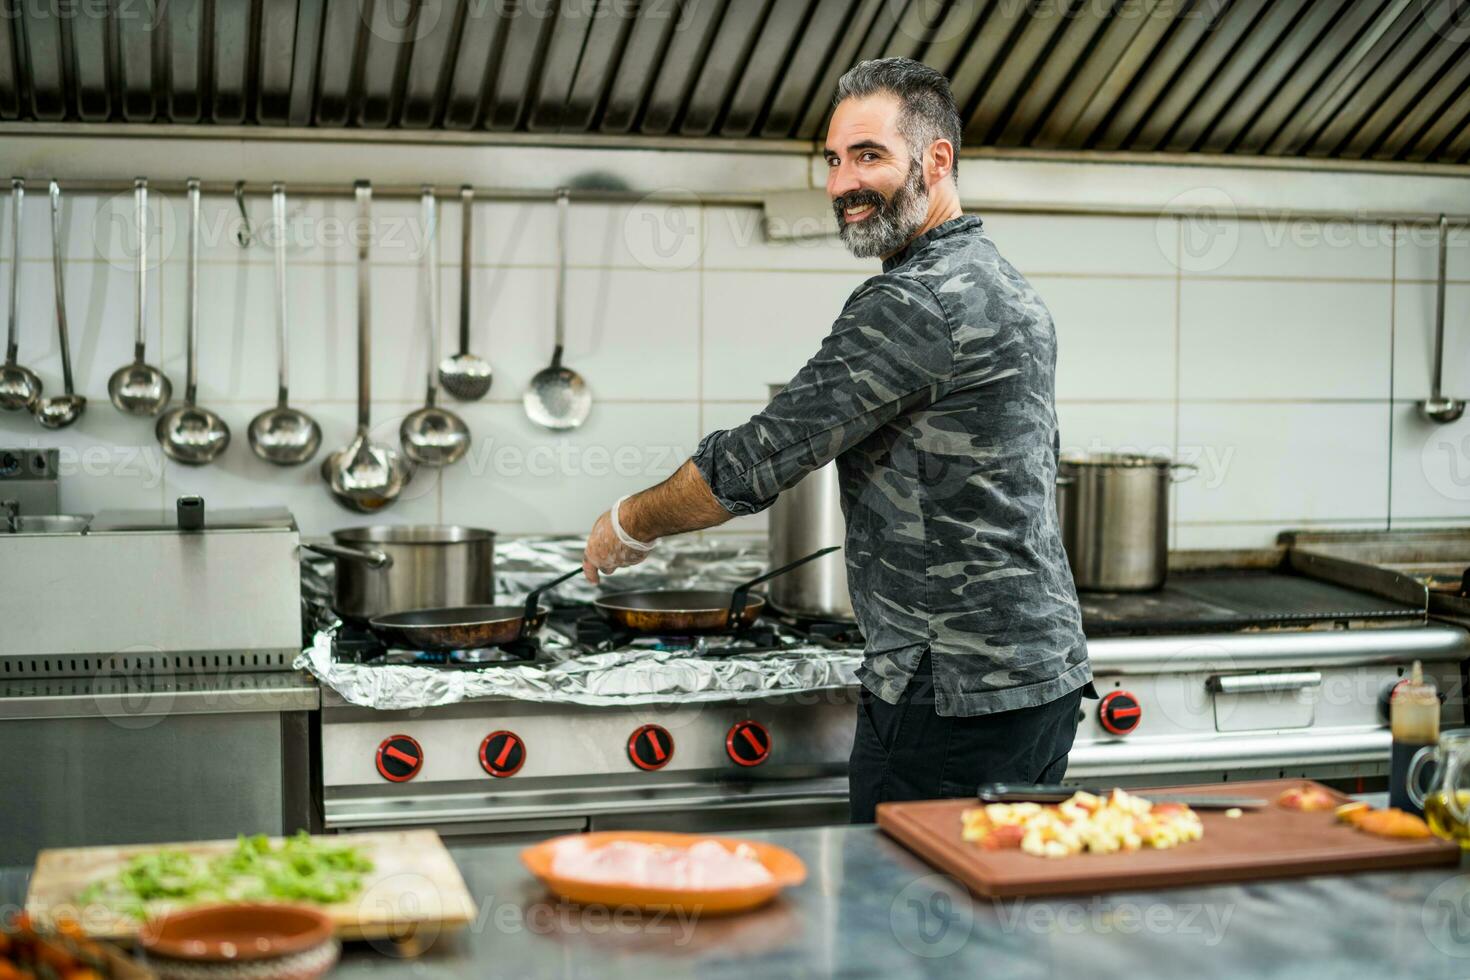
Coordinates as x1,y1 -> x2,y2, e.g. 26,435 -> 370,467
961,788 -> 1204,859
548,837 -> 774,889
76,832 -> 374,920
1277,784 -> 1338,811
1335,802 -> 1432,840
2,914 -> 121,979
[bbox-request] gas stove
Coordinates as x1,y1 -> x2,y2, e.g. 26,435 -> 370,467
313,551 -> 1469,841
1069,562 -> 1468,787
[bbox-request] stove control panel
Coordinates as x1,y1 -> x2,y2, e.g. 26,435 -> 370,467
480,731 -> 526,778
628,724 -> 674,771
376,734 -> 424,782
726,720 -> 771,767
1098,690 -> 1142,736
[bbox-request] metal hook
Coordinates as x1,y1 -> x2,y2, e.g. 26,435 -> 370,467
233,180 -> 253,247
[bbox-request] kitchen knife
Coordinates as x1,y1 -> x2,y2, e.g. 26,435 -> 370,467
976,783 -> 1267,810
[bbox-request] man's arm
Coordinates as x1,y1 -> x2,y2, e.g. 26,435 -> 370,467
581,461 -> 731,583
622,459 -> 732,539
582,273 -> 952,582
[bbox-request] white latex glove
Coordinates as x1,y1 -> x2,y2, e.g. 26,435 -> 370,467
582,496 -> 656,584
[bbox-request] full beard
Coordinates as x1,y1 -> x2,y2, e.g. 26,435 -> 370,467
832,159 -> 930,259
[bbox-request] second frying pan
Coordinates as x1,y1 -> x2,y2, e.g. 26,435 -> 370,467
369,568 -> 579,652
594,547 -> 840,635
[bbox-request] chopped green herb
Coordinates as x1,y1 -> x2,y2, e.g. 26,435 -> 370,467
77,831 -> 374,919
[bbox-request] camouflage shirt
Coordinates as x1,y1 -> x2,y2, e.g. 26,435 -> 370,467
691,215 -> 1090,717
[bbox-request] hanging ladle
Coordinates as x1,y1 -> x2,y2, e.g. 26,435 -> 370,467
437,185 -> 493,401
0,178 -> 42,412
156,180 -> 231,465
108,177 -> 173,416
524,188 -> 591,430
321,181 -> 410,513
34,181 -> 84,430
1419,214 -> 1465,424
400,187 -> 470,466
248,182 -> 322,465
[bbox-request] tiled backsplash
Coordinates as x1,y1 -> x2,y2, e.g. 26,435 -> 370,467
1,188 -> 1467,549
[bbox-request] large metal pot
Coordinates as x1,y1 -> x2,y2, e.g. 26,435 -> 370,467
1057,453 -> 1195,592
305,524 -> 495,621
766,384 -> 854,622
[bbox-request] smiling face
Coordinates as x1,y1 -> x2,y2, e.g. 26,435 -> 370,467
824,93 -> 933,259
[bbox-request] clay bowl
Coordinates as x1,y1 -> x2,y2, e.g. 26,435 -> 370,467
138,904 -> 338,980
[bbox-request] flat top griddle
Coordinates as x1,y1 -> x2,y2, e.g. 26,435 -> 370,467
1080,569 -> 1423,638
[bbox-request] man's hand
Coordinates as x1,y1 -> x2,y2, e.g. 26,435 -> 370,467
582,510 -> 653,584
581,462 -> 734,583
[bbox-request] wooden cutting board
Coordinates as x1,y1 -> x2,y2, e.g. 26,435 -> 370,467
877,779 -> 1461,898
25,829 -> 477,942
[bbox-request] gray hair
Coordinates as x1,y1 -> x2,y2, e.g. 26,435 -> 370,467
833,58 -> 962,184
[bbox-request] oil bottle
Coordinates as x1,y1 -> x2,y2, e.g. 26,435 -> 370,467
1389,660 -> 1439,816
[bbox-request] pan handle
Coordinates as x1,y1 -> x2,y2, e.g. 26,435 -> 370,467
301,540 -> 393,569
727,546 -> 841,630
517,568 -> 582,639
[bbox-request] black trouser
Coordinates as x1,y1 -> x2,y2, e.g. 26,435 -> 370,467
848,650 -> 1089,824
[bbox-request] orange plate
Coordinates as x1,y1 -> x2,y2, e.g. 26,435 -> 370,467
520,831 -> 807,915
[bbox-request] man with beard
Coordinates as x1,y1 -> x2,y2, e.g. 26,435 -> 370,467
582,57 -> 1092,822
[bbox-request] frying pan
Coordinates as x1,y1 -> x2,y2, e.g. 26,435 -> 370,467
369,568 -> 580,653
594,547 -> 840,635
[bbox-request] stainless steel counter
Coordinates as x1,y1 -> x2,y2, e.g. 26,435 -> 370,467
0,671 -> 319,865
7,825 -> 1456,979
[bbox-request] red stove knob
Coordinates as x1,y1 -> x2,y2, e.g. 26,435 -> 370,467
628,724 -> 674,771
1099,690 -> 1142,736
480,730 -> 526,778
726,720 -> 772,767
376,734 -> 423,782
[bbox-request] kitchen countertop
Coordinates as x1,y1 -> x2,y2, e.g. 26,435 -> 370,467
7,823 -> 1458,979
0,670 -> 319,720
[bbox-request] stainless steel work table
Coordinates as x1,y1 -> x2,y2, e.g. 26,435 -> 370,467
6,825 -> 1465,978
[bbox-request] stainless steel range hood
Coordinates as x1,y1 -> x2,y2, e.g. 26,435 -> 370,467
2,0 -> 1469,165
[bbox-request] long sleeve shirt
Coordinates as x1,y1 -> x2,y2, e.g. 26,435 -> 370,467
691,215 -> 1090,717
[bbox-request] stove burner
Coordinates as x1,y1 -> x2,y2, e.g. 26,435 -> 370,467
573,613 -> 782,655
771,612 -> 865,648
331,622 -> 542,669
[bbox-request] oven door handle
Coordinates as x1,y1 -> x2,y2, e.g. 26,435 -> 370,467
1207,671 -> 1323,695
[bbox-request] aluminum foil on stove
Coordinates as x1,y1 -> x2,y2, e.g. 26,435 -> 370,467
494,535 -> 769,605
294,533 -> 861,710
295,633 -> 861,710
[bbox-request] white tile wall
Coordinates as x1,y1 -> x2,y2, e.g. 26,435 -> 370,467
1391,403 -> 1470,521
0,196 -> 1441,548
1180,279 -> 1392,400
1040,276 -> 1176,401
1176,402 -> 1390,523
1394,220 -> 1470,282
701,270 -> 869,401
1180,218 -> 1394,281
1393,282 -> 1470,401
